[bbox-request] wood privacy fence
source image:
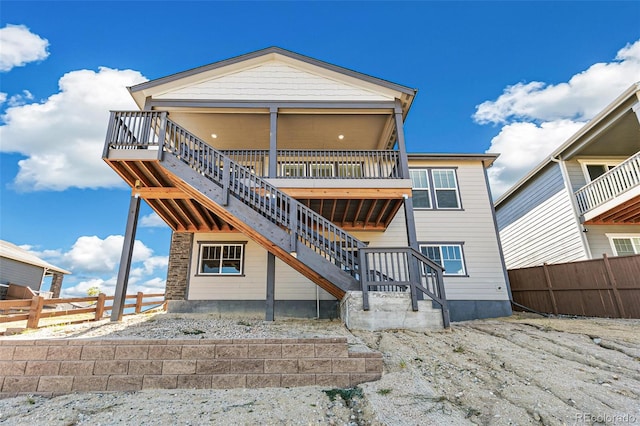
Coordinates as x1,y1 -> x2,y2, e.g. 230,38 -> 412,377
508,254 -> 640,318
0,292 -> 165,329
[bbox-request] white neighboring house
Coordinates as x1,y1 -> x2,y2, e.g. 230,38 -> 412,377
0,240 -> 70,298
495,83 -> 640,269
102,47 -> 511,327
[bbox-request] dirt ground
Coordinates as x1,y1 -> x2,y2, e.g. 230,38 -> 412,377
0,313 -> 638,425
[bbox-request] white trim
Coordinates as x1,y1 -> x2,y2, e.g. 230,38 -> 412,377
431,169 -> 461,209
577,158 -> 626,183
419,243 -> 467,276
198,243 -> 245,275
280,163 -> 307,177
605,233 -> 640,256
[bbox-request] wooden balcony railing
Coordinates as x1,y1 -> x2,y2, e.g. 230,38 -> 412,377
220,149 -> 402,179
575,151 -> 640,215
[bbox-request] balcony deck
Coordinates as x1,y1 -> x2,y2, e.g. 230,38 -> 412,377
575,151 -> 640,224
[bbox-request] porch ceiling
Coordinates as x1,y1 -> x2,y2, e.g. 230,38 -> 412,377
164,111 -> 394,151
572,110 -> 640,157
584,194 -> 640,225
105,158 -> 402,232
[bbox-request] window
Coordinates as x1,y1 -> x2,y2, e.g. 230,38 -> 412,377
410,168 -> 461,209
199,243 -> 245,275
310,163 -> 335,177
432,169 -> 460,209
281,163 -> 306,177
410,169 -> 431,208
420,244 -> 466,276
337,163 -> 363,178
607,234 -> 640,256
578,159 -> 621,182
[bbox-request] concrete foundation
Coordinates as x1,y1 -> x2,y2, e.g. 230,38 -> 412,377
340,291 -> 444,332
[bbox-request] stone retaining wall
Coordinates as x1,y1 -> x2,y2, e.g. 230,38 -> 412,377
0,338 -> 382,398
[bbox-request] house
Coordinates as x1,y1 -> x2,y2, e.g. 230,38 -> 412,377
103,47 -> 511,328
495,83 -> 640,269
0,240 -> 70,299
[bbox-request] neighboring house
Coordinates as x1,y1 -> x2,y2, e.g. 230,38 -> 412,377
103,47 -> 511,327
495,83 -> 640,269
0,240 -> 70,298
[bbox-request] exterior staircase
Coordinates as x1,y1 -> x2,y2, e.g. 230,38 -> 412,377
104,111 -> 450,327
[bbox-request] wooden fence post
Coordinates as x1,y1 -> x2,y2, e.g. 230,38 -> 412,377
135,292 -> 144,314
602,254 -> 626,318
26,296 -> 45,329
542,263 -> 559,315
95,293 -> 106,320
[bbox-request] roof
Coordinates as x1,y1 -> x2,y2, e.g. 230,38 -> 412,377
128,46 -> 417,115
495,82 -> 640,206
0,240 -> 71,275
408,153 -> 499,168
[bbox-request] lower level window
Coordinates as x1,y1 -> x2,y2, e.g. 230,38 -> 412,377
420,244 -> 466,276
199,243 -> 244,275
608,235 -> 640,256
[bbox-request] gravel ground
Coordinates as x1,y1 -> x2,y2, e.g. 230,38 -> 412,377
1,312 -> 639,425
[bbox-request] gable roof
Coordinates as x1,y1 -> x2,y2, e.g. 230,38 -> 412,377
0,240 -> 71,275
495,82 -> 640,206
128,47 -> 417,114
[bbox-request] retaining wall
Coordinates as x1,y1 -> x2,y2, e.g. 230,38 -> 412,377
0,337 -> 382,398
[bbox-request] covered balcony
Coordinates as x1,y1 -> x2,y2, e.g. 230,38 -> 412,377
103,111 -> 411,232
575,151 -> 640,224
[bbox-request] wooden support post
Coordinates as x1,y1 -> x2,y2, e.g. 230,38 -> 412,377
393,100 -> 410,179
542,263 -> 559,315
135,292 -> 144,314
95,293 -> 106,320
27,296 -> 45,329
361,249 -> 370,311
111,194 -> 141,322
289,204 -> 298,254
403,196 -> 423,301
265,252 -> 276,321
603,253 -> 626,318
157,111 -> 167,161
221,157 -> 230,206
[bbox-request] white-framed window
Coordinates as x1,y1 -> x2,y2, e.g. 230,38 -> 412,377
310,163 -> 335,177
420,243 -> 466,276
432,169 -> 461,209
606,234 -> 640,256
410,169 -> 431,208
281,163 -> 306,177
578,159 -> 623,182
337,163 -> 363,178
198,243 -> 245,275
410,168 -> 461,209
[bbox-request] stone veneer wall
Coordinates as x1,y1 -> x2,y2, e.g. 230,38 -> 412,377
0,338 -> 382,398
165,232 -> 193,300
48,274 -> 64,298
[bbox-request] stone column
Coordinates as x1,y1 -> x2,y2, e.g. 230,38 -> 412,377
165,232 -> 194,300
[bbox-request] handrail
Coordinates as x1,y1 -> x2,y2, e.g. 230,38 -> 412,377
359,246 -> 450,327
575,151 -> 640,215
105,111 -> 448,320
158,115 -> 365,274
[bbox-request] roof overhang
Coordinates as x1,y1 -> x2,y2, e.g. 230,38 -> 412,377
408,153 -> 499,169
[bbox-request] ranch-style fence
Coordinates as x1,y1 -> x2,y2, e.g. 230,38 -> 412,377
508,254 -> 640,318
0,292 -> 166,329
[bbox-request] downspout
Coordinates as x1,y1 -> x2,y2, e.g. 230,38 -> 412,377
549,155 -> 592,259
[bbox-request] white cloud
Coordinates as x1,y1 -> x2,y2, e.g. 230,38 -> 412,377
0,24 -> 49,72
475,39 -> 640,197
0,93 -> 7,104
0,67 -> 147,191
25,235 -> 168,298
140,212 -> 167,228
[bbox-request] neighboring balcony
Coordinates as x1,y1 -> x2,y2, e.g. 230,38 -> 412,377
575,151 -> 640,224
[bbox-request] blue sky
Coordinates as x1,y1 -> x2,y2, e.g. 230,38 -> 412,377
1,1 -> 639,297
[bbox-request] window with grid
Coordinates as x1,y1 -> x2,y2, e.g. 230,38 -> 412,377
420,244 -> 466,276
337,163 -> 363,178
410,169 -> 431,208
281,164 -> 306,177
431,169 -> 460,209
609,236 -> 640,256
310,163 -> 335,177
199,243 -> 244,275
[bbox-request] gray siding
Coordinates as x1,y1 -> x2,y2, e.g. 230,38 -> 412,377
0,258 -> 44,290
496,163 -> 565,231
585,224 -> 640,257
496,163 -> 588,269
565,159 -> 587,193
